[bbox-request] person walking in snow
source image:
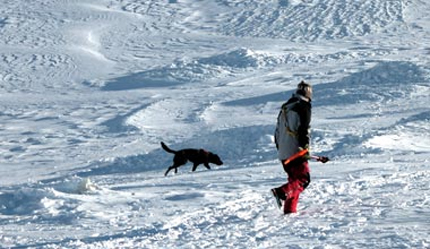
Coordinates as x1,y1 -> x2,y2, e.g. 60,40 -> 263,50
272,81 -> 313,214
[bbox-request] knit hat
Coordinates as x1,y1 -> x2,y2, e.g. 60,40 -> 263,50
296,81 -> 312,100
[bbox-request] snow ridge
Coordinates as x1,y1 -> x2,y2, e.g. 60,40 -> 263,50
177,0 -> 408,41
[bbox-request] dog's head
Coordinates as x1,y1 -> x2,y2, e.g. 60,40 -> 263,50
208,153 -> 223,165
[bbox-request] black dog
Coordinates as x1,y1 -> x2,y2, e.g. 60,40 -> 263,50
161,142 -> 223,176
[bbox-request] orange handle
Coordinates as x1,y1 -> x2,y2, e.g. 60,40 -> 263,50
283,149 -> 308,165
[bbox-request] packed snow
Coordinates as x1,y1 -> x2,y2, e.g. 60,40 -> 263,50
0,0 -> 429,248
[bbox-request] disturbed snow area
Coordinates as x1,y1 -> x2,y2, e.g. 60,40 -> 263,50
0,0 -> 429,248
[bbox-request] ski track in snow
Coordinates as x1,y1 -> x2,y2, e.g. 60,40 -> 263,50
0,0 -> 430,248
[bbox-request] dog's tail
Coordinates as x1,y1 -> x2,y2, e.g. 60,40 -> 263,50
161,142 -> 177,154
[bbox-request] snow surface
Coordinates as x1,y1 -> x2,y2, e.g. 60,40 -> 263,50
0,0 -> 429,248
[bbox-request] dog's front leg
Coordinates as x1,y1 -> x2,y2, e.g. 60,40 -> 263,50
191,163 -> 201,172
203,163 -> 211,170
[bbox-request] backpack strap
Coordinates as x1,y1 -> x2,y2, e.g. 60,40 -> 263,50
281,100 -> 300,137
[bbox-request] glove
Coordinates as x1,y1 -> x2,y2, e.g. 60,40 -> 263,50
299,145 -> 311,160
317,156 -> 329,163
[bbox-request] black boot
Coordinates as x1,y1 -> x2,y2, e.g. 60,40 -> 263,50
271,188 -> 284,209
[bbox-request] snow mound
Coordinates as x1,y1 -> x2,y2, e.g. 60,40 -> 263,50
0,188 -> 50,216
365,111 -> 430,153
316,61 -> 428,106
102,48 -> 282,90
337,61 -> 428,86
0,185 -> 80,225
0,177 -> 106,225
198,48 -> 283,68
56,177 -> 101,194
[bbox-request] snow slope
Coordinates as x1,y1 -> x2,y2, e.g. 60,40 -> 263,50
0,0 -> 429,248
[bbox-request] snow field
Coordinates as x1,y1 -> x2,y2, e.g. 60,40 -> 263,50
0,0 -> 429,248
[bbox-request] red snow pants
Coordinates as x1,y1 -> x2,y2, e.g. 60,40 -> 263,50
279,159 -> 310,214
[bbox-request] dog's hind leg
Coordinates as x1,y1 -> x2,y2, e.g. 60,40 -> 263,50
164,166 -> 176,176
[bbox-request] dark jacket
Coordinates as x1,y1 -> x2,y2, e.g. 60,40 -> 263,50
274,93 -> 311,161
